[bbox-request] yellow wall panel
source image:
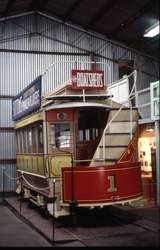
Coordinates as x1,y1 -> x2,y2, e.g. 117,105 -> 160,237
32,157 -> 38,174
49,155 -> 72,177
38,157 -> 45,176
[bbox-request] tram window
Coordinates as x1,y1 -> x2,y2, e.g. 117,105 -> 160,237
49,123 -> 71,148
20,130 -> 24,153
92,128 -> 97,140
95,128 -> 98,137
16,123 -> 43,154
78,110 -> 100,141
85,129 -> 90,141
50,124 -> 55,146
16,131 -> 21,153
55,124 -> 70,148
19,132 -> 22,152
79,130 -> 84,141
27,127 -> 32,153
79,128 -> 99,141
24,128 -> 29,153
37,124 -> 43,153
32,126 -> 37,153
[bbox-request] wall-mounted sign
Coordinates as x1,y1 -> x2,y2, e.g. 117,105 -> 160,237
150,80 -> 159,121
71,69 -> 104,90
12,76 -> 42,121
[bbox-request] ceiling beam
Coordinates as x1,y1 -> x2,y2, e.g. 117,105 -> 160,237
108,0 -> 158,37
63,0 -> 82,21
86,0 -> 117,30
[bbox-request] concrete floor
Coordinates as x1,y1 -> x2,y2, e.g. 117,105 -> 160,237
0,204 -> 51,247
0,196 -> 160,247
0,203 -> 85,247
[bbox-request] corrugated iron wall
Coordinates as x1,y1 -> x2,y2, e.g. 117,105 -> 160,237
0,13 -> 159,192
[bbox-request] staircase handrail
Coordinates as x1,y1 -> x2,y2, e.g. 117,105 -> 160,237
101,70 -> 137,160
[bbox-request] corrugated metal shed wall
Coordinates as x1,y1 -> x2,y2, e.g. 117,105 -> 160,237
0,13 -> 159,192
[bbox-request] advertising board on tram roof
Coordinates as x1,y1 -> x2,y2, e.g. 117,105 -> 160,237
71,69 -> 104,90
12,76 -> 42,121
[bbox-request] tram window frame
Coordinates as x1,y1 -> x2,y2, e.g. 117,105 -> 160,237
48,122 -> 72,151
27,123 -> 44,154
16,122 -> 44,154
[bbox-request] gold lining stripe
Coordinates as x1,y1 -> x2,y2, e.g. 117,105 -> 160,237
15,112 -> 43,129
64,193 -> 143,203
63,165 -> 140,174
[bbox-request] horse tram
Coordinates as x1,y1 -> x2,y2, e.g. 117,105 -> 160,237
12,63 -> 142,218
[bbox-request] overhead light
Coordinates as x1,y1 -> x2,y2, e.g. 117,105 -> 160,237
144,22 -> 160,37
145,123 -> 154,132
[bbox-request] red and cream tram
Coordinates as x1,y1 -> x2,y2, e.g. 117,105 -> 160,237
12,69 -> 142,217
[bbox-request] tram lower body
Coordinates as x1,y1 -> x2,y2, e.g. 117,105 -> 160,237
17,161 -> 142,218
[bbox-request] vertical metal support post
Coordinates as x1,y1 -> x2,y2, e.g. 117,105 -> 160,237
2,167 -> 5,202
71,154 -> 74,204
155,120 -> 160,206
102,130 -> 105,160
20,175 -> 22,214
74,61 -> 77,70
52,179 -> 56,244
82,89 -> 86,102
130,100 -> 133,140
134,70 -> 138,108
70,154 -> 77,226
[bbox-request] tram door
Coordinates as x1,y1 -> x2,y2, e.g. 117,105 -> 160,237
46,109 -> 74,177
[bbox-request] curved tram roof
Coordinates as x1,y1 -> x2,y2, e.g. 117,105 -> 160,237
14,101 -> 111,129
45,102 -> 111,111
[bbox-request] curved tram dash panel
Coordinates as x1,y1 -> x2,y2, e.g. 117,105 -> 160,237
62,163 -> 142,205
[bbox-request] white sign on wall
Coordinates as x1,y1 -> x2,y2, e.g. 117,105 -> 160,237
150,81 -> 160,121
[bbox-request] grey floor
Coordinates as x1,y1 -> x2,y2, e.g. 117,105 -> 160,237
0,198 -> 160,247
0,204 -> 51,247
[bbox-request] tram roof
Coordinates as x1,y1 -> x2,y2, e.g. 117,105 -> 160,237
46,94 -> 112,101
45,102 -> 111,111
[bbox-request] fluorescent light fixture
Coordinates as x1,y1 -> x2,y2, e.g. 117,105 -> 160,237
144,22 -> 160,37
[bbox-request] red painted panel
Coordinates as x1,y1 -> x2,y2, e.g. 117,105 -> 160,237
118,132 -> 138,163
62,163 -> 142,204
46,109 -> 74,122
